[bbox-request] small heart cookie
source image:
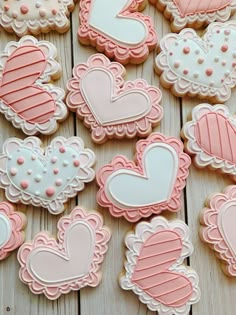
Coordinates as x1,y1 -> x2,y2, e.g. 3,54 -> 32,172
66,54 -> 163,143
0,136 -> 95,214
119,216 -> 200,314
200,185 -> 236,276
150,0 -> 236,31
18,207 -> 111,300
78,0 -> 157,64
0,202 -> 26,260
155,21 -> 236,103
0,0 -> 76,36
96,132 -> 191,222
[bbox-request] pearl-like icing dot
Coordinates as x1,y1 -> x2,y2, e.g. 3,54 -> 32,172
55,179 -> 62,187
35,191 -> 40,196
63,160 -> 69,167
221,45 -> 228,52
20,181 -> 29,189
222,61 -> 227,66
232,62 -> 236,67
174,61 -> 180,68
46,187 -> 55,197
198,58 -> 204,64
59,146 -> 66,153
39,9 -> 46,17
4,5 -> 9,11
20,5 -> 29,14
17,157 -> 25,165
183,69 -> 188,75
10,168 -> 17,176
51,156 -> 57,164
35,1 -> 42,8
43,168 -> 47,174
195,49 -> 200,55
54,168 -> 59,174
233,52 -> 236,58
193,73 -> 199,78
214,57 -> 219,62
31,155 -> 36,161
183,47 -> 190,54
27,169 -> 32,175
52,9 -> 57,15
205,68 -> 213,76
73,160 -> 80,167
12,11 -> 18,18
35,175 -> 42,182
224,29 -> 231,35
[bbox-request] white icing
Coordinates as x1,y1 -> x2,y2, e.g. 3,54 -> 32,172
0,213 -> 11,248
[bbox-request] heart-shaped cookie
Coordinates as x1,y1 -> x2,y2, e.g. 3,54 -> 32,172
97,133 -> 191,222
78,0 -> 157,64
119,216 -> 200,314
18,207 -> 111,300
66,54 -> 163,143
0,136 -> 95,214
182,103 -> 236,180
156,21 -> 236,103
200,185 -> 236,276
150,0 -> 236,31
0,36 -> 67,135
0,0 -> 75,36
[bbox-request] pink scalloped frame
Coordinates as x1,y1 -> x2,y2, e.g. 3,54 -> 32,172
78,0 -> 157,64
66,54 -> 163,143
97,133 -> 191,222
18,207 -> 111,300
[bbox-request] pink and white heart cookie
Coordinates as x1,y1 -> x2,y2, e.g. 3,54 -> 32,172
119,216 -> 200,314
155,21 -> 236,103
66,54 -> 163,143
78,0 -> 157,64
182,103 -> 236,180
18,207 -> 111,300
0,136 -> 95,215
0,36 -> 67,135
0,202 -> 26,261
0,0 -> 76,36
150,0 -> 236,31
200,185 -> 236,276
96,132 -> 191,222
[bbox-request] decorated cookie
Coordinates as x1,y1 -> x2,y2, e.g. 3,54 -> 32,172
150,0 -> 236,31
0,136 -> 95,215
200,185 -> 236,276
78,0 -> 157,64
155,21 -> 236,103
0,0 -> 76,36
0,202 -> 26,260
120,216 -> 200,314
66,54 -> 163,143
18,207 -> 111,299
182,103 -> 236,180
0,36 -> 67,135
97,133 -> 191,222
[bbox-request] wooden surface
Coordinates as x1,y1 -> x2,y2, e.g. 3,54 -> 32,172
0,2 -> 235,315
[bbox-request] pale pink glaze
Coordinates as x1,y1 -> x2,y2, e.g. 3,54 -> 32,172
66,54 -> 163,143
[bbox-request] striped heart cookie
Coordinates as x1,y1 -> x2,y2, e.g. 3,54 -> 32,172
119,216 -> 200,314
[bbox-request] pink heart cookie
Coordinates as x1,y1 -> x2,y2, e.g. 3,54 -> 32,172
156,21 -> 236,103
66,54 -> 163,143
0,202 -> 26,260
18,207 -> 111,299
182,103 -> 236,180
0,36 -> 67,135
120,216 -> 200,314
0,0 -> 76,36
200,185 -> 236,276
0,136 -> 95,215
150,0 -> 236,31
78,0 -> 157,64
96,132 -> 191,222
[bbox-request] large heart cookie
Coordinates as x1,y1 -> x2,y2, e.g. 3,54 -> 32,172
66,54 -> 163,143
0,36 -> 67,135
182,103 -> 236,180
0,136 -> 95,214
120,216 -> 200,314
150,0 -> 236,31
78,0 -> 157,64
200,185 -> 236,276
0,0 -> 75,36
18,207 -> 111,300
156,21 -> 236,103
97,133 -> 191,222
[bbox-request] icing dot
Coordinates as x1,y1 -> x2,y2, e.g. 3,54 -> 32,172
216,29 -> 220,34
169,52 -> 173,56
233,52 -> 236,58
221,45 -> 228,52
43,168 -> 47,174
35,191 -> 40,196
224,29 -> 231,35
31,155 -> 36,161
59,146 -> 66,153
174,61 -> 180,68
63,160 -> 69,167
209,82 -> 215,87
20,5 -> 29,14
52,9 -> 57,15
67,177 -> 71,181
17,157 -> 25,165
27,169 -> 32,175
35,2 -> 41,8
55,179 -> 62,187
20,181 -> 29,189
214,57 -> 219,62
35,175 -> 42,182
193,73 -> 199,78
39,9 -> 46,17
225,70 -> 230,76
198,58 -> 204,64
54,168 -> 59,174
222,61 -> 227,66
12,11 -> 18,18
183,69 -> 188,75
4,5 -> 9,11
232,62 -> 236,67
10,168 -> 17,176
195,49 -> 200,55
183,47 -> 190,54
205,68 -> 213,76
51,156 -> 57,164
46,187 -> 55,197
73,160 -> 80,167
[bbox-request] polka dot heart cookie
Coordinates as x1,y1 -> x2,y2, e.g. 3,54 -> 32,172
0,136 -> 95,215
0,0 -> 76,36
155,21 -> 236,103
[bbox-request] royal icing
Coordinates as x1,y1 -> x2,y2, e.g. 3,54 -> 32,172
96,133 -> 191,222
0,36 -> 67,135
200,185 -> 236,276
0,137 -> 95,214
156,21 -> 236,103
150,0 -> 236,31
0,0 -> 76,36
66,54 -> 163,143
18,207 -> 111,299
182,103 -> 236,180
78,0 -> 157,64
120,216 -> 200,314
0,202 -> 26,260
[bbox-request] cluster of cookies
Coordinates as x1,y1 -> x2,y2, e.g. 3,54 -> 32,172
0,0 -> 236,314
